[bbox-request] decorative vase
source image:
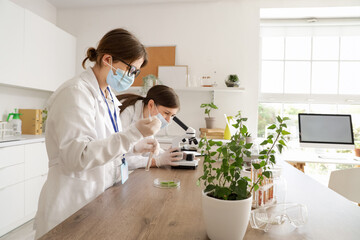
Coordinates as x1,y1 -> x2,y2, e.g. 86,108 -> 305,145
202,191 -> 252,240
205,117 -> 215,129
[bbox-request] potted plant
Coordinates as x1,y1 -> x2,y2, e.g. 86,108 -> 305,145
197,112 -> 290,240
200,102 -> 218,129
225,74 -> 240,87
355,142 -> 360,157
142,74 -> 159,94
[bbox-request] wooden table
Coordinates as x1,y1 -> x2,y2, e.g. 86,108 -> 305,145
283,150 -> 360,172
40,160 -> 360,240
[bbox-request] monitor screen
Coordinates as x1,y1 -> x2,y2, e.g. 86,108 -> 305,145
298,113 -> 354,148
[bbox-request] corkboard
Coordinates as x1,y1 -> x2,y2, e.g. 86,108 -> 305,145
133,46 -> 176,86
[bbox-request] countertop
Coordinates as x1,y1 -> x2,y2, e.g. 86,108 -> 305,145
0,134 -> 45,148
40,159 -> 360,240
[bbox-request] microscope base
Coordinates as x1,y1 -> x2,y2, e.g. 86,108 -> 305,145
171,159 -> 199,170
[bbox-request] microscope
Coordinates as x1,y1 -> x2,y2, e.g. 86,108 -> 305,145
171,116 -> 199,169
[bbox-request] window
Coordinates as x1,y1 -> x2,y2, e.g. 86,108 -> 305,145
258,20 -> 360,146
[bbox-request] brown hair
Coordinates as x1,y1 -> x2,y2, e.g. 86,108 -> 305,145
82,28 -> 148,69
117,85 -> 180,113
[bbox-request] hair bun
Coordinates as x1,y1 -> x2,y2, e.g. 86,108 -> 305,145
87,47 -> 97,61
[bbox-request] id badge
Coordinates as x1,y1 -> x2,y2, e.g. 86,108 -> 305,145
120,160 -> 129,184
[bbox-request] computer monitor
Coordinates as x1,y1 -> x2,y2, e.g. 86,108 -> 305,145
298,113 -> 355,150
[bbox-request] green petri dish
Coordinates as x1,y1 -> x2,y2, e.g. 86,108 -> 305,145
153,178 -> 180,189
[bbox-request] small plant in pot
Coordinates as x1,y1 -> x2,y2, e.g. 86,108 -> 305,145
355,142 -> 360,157
200,102 -> 218,129
225,74 -> 240,87
197,112 -> 289,240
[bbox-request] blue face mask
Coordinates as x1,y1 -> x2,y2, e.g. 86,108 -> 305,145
149,104 -> 170,129
104,60 -> 134,92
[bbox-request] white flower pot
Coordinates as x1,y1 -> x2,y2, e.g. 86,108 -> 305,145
205,117 -> 216,129
202,191 -> 252,240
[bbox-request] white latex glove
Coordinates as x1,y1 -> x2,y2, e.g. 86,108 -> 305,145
133,138 -> 160,155
155,147 -> 183,167
135,117 -> 161,137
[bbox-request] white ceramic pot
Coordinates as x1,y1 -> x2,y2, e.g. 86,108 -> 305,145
202,191 -> 252,240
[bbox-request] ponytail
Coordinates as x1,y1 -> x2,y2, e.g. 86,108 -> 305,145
117,85 -> 180,113
118,94 -> 146,113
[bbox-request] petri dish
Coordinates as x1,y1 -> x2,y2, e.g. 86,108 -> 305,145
153,178 -> 180,189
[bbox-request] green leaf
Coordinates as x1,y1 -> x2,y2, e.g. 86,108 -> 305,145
267,124 -> 276,129
262,171 -> 272,178
260,160 -> 266,167
240,125 -> 248,134
270,155 -> 275,164
244,143 -> 253,149
276,116 -> 282,123
208,176 -> 216,183
279,139 -> 286,146
267,134 -> 274,139
277,144 -> 284,153
210,151 -> 217,156
204,184 -> 216,193
260,140 -> 268,145
283,117 -> 290,121
259,150 -> 267,155
281,130 -> 291,135
252,163 -> 261,169
254,184 -> 259,192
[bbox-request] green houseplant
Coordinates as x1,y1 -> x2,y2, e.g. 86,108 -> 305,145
225,74 -> 240,87
141,74 -> 159,94
200,102 -> 218,129
197,112 -> 290,240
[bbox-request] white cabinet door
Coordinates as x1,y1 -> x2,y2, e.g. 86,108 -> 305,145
0,164 -> 24,189
23,10 -> 54,91
24,10 -> 76,91
25,174 -> 46,217
0,0 -> 24,86
0,145 -> 24,169
47,25 -> 76,91
24,142 -> 48,180
0,182 -> 25,237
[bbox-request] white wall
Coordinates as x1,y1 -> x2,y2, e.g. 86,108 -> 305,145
57,0 -> 261,136
259,0 -> 360,8
10,0 -> 56,24
56,0 -> 360,137
0,85 -> 52,121
0,0 -> 56,122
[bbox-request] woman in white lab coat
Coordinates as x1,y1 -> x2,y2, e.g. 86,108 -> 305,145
117,85 -> 184,169
34,28 -> 161,239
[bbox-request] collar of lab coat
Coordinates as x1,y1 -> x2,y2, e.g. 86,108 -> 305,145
134,100 -> 144,121
80,68 -> 122,107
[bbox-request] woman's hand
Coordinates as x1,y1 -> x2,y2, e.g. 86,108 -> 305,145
135,117 -> 161,137
155,147 -> 183,167
133,138 -> 160,154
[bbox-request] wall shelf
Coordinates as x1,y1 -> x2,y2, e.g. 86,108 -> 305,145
127,86 -> 245,103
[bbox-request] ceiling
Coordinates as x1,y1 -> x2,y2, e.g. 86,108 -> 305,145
47,0 -> 222,9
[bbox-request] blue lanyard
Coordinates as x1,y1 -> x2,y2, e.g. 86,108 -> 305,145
100,87 -> 119,133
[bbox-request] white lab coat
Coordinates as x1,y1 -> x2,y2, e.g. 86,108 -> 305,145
120,100 -> 164,170
34,68 -> 143,239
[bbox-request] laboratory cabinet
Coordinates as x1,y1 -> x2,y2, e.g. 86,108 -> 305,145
0,142 -> 48,237
0,0 -> 76,92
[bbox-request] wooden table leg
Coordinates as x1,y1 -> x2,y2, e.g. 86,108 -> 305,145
286,162 -> 305,173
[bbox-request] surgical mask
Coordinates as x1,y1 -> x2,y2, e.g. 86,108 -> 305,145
155,105 -> 170,129
104,60 -> 134,92
148,104 -> 170,129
